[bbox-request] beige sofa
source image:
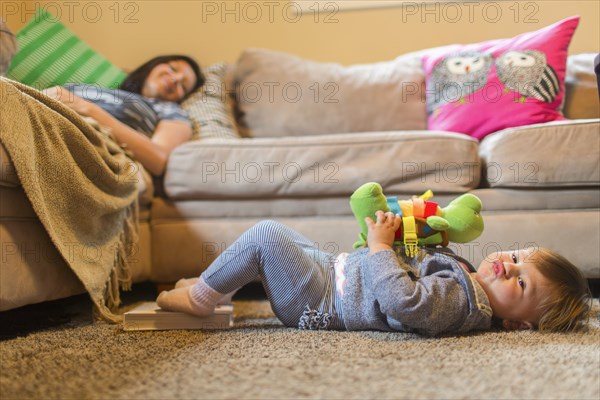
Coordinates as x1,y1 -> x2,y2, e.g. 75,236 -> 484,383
1,49 -> 599,312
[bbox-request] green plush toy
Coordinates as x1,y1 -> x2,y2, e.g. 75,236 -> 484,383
350,182 -> 484,256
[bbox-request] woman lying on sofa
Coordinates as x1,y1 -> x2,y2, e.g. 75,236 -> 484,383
43,55 -> 205,176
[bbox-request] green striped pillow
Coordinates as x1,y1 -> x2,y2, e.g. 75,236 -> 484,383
6,9 -> 126,89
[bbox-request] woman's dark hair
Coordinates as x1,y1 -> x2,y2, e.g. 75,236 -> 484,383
119,55 -> 205,101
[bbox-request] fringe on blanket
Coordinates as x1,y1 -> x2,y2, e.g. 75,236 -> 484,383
78,117 -> 141,323
96,201 -> 139,323
80,116 -> 141,323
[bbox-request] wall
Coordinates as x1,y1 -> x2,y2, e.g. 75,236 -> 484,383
2,1 -> 599,70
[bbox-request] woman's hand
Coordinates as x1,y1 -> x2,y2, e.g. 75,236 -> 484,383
366,211 -> 401,255
42,86 -> 95,116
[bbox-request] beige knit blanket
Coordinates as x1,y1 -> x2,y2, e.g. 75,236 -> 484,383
0,77 -> 138,322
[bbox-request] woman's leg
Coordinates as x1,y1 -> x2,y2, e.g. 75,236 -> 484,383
157,220 -> 338,327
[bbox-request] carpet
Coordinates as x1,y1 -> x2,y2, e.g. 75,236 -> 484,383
1,287 -> 599,400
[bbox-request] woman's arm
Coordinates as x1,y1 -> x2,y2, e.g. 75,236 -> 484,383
42,86 -> 192,176
87,108 -> 192,176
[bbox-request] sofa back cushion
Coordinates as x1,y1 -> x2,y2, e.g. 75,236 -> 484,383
229,48 -> 427,138
564,53 -> 600,120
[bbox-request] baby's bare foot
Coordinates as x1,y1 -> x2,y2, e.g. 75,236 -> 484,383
156,287 -> 214,317
174,277 -> 199,289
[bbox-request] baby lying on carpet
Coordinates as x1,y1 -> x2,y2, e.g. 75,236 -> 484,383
157,215 -> 591,336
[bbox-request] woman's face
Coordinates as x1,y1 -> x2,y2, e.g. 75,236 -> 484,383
141,60 -> 197,102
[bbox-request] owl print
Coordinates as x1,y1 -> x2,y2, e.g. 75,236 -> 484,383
496,50 -> 560,103
427,52 -> 493,115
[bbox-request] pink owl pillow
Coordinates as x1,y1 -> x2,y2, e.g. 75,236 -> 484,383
422,16 -> 579,139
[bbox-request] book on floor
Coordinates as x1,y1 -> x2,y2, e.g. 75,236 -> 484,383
123,302 -> 233,331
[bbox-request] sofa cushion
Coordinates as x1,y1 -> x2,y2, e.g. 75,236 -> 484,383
181,63 -> 241,141
0,141 -> 154,207
422,16 -> 579,140
164,131 -> 480,199
230,48 -> 427,138
564,53 -> 600,120
479,119 -> 600,188
6,9 -> 126,88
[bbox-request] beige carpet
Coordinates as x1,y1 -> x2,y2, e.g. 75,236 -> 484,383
1,297 -> 599,400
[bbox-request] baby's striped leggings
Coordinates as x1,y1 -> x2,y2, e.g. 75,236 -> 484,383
200,220 -> 345,330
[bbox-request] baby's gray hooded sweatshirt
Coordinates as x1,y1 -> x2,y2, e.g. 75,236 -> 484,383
340,247 -> 493,336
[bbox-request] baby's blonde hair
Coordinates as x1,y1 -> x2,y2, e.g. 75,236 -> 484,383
531,248 -> 592,332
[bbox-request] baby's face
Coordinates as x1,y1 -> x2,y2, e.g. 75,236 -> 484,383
475,248 -> 550,328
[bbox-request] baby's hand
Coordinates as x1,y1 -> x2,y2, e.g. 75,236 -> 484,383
365,211 -> 401,255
